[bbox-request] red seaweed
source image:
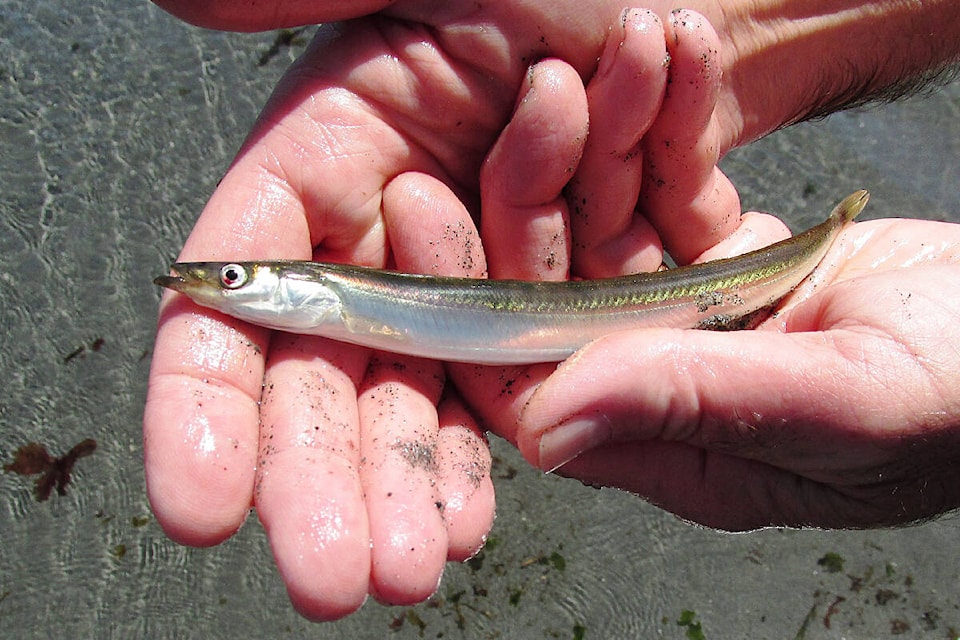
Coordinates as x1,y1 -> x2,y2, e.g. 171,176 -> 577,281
4,439 -> 97,501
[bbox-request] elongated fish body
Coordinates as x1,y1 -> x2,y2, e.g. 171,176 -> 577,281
155,191 -> 868,364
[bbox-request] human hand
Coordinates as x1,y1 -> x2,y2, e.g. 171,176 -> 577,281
443,7 -> 960,532
146,0 -> 737,622
145,11 -> 527,622
148,0 -> 911,616
508,218 -> 960,531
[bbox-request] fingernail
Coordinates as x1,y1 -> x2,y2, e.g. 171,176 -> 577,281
538,417 -> 611,473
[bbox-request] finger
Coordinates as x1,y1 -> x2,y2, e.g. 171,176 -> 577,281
383,172 -> 496,560
435,395 -> 495,561
454,58 -> 588,440
144,302 -> 267,544
515,328 -> 860,530
638,9 -> 742,264
382,172 -> 487,277
359,355 -> 449,605
480,59 -> 588,280
516,326 -> 872,474
569,8 -> 669,278
255,335 -> 372,621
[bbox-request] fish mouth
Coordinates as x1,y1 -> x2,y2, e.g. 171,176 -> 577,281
154,263 -> 234,311
154,265 -> 188,292
153,274 -> 185,290
153,263 -> 208,293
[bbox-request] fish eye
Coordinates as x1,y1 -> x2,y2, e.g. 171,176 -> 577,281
219,263 -> 248,289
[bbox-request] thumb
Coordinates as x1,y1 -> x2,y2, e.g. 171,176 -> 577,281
517,326 -> 864,473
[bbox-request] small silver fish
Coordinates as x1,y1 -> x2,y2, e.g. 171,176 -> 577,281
155,191 -> 868,364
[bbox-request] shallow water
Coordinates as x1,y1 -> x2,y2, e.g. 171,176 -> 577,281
1,1 -> 958,638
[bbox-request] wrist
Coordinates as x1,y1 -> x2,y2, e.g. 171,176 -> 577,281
714,0 -> 960,149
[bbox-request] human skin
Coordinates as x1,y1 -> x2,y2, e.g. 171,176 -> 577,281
459,218 -> 960,531
146,0 -> 960,621
145,6 -> 681,621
